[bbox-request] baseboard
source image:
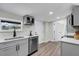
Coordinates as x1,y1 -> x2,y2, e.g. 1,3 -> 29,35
39,40 -> 52,44
39,40 -> 60,44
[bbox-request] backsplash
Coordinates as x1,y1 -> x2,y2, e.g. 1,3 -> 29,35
0,32 -> 13,40
0,23 -> 35,40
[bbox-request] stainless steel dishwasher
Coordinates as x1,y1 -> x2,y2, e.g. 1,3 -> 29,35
28,36 -> 38,56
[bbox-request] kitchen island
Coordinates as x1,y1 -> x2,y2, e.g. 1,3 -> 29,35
60,37 -> 79,56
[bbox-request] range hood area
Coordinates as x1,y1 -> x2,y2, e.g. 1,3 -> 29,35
23,15 -> 35,25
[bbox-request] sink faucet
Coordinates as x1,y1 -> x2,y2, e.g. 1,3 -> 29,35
13,27 -> 16,37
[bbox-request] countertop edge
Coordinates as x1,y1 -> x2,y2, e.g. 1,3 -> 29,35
60,39 -> 79,45
0,35 -> 38,44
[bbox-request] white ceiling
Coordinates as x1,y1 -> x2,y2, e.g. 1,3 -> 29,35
0,3 -> 74,22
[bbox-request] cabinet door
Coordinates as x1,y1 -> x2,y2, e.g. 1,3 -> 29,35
5,46 -> 17,56
73,6 -> 79,26
61,42 -> 79,56
18,40 -> 28,56
0,45 -> 17,56
0,49 -> 5,56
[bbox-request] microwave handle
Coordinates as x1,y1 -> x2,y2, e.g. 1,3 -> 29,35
69,19 -> 71,25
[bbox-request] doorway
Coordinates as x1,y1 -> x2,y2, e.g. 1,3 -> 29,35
53,19 -> 66,41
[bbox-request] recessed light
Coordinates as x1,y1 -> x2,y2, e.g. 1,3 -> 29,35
49,11 -> 53,15
56,17 -> 60,19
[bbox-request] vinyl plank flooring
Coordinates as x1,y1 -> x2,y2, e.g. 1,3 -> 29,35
31,41 -> 60,56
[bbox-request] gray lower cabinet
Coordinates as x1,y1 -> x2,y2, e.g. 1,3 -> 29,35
0,39 -> 28,56
18,43 -> 28,56
61,42 -> 79,56
0,49 -> 6,56
5,46 -> 17,56
0,45 -> 17,56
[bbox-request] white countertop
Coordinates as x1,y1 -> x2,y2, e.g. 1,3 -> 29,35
0,35 -> 38,44
1,34 -> 79,45
61,37 -> 79,45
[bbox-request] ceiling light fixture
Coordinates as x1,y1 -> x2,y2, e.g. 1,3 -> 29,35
49,11 -> 53,15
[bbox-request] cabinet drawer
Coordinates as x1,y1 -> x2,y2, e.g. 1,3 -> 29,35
0,44 -> 7,49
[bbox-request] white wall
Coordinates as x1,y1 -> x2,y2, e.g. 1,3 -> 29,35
0,10 -> 44,44
34,20 -> 44,43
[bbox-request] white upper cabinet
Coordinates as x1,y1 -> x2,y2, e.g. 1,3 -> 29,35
72,6 -> 79,26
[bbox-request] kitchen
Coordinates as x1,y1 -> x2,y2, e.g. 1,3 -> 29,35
0,3 -> 79,56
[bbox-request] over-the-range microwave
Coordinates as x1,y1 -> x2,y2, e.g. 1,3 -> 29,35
23,15 -> 35,25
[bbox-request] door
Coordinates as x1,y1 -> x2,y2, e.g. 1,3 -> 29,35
53,23 -> 62,41
18,40 -> 28,56
0,46 -> 17,56
53,20 -> 66,41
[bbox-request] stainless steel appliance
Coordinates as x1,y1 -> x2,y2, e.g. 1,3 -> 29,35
28,36 -> 38,55
23,15 -> 34,25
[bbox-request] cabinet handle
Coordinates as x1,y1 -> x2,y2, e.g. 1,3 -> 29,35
16,45 -> 20,51
16,45 -> 18,51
